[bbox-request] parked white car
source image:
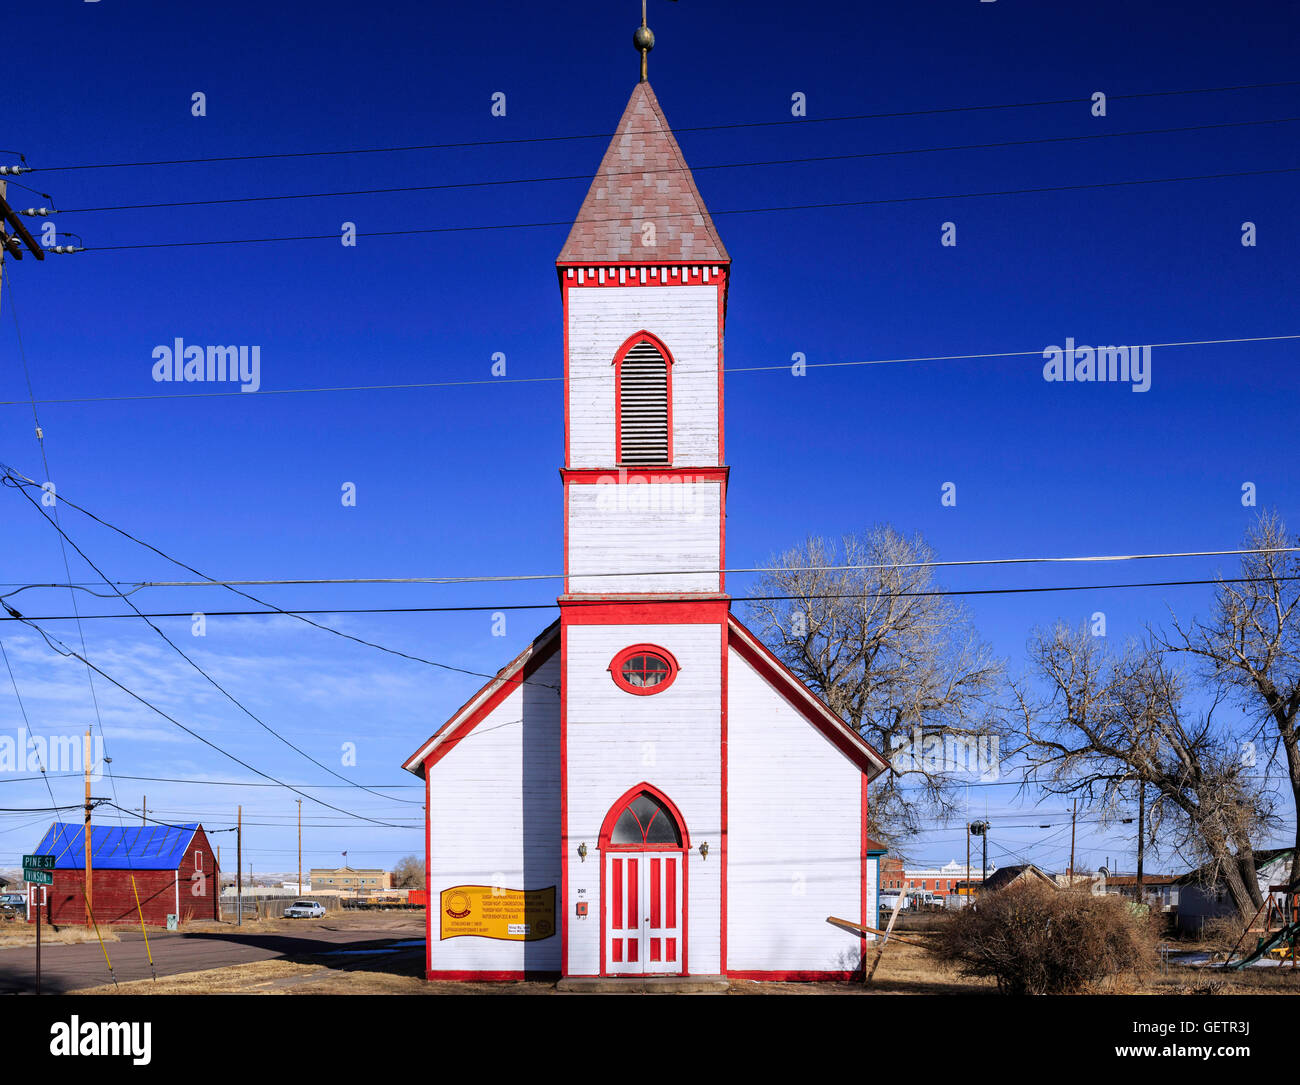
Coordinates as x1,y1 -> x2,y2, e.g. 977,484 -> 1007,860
283,900 -> 326,919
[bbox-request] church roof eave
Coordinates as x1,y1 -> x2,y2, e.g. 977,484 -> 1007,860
727,613 -> 892,781
401,621 -> 560,778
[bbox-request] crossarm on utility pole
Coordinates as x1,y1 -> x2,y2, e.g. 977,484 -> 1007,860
0,189 -> 44,260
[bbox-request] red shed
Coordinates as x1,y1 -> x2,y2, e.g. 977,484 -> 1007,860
26,822 -> 219,926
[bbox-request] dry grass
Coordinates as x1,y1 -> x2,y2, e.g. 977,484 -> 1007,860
72,959 -> 326,995
0,922 -> 120,948
59,913 -> 1300,995
71,958 -> 554,996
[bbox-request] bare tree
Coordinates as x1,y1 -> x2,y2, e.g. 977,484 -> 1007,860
1012,623 -> 1274,914
746,526 -> 1003,842
392,855 -> 426,889
1156,511 -> 1300,894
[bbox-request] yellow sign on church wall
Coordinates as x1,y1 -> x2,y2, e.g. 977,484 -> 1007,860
439,885 -> 556,941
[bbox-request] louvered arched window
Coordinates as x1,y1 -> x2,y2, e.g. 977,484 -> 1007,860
613,332 -> 672,466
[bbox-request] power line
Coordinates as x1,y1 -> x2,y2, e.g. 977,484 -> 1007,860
99,802 -> 412,832
28,78 -> 1300,173
1,467 -> 561,693
3,332 -> 1297,407
78,165 -> 1300,253
4,473 -> 427,805
0,771 -> 421,789
3,544 -> 1290,594
54,115 -> 1300,215
3,573 -> 1299,623
10,615 -> 409,828
2,264 -> 129,884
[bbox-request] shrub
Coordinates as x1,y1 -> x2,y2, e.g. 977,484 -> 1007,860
932,882 -> 1156,994
1199,915 -> 1247,952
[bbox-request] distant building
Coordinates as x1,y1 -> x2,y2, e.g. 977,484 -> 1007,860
1096,872 -> 1179,910
309,866 -> 392,892
979,864 -> 1058,893
1054,871 -> 1105,893
1173,848 -> 1295,932
880,856 -> 997,902
26,822 -> 219,926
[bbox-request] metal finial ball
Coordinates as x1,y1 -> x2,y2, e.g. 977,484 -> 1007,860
634,25 -> 655,52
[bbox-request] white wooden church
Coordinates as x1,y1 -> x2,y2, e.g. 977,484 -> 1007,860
403,48 -> 890,983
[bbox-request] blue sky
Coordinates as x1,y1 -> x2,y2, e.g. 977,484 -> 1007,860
1,0 -> 1296,876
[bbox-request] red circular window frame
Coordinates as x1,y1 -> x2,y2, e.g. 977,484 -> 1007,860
608,644 -> 680,696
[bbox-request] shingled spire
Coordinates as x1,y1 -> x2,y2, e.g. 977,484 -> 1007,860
557,82 -> 729,266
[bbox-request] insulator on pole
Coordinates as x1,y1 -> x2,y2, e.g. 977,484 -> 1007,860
50,244 -> 84,254
20,208 -> 55,217
0,165 -> 32,175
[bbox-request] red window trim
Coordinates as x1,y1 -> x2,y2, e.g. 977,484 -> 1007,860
612,330 -> 674,468
608,643 -> 680,696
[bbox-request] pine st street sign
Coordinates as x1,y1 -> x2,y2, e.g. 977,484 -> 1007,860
23,854 -> 54,884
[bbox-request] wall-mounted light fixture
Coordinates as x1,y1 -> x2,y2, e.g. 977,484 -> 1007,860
699,842 -> 709,861
578,842 -> 588,863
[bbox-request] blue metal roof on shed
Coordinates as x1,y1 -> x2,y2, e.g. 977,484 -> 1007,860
33,822 -> 201,870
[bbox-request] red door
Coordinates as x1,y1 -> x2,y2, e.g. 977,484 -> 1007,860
606,851 -> 682,974
600,785 -> 689,976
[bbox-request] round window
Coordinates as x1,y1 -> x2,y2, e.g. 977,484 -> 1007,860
609,644 -> 679,695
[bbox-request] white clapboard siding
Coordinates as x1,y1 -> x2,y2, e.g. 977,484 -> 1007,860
726,645 -> 865,973
567,481 -> 721,593
567,286 -> 719,468
565,622 -> 723,976
427,649 -> 561,975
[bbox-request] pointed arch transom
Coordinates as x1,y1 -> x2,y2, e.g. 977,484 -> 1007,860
598,783 -> 690,850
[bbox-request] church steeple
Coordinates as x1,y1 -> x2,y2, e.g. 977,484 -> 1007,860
557,82 -> 729,266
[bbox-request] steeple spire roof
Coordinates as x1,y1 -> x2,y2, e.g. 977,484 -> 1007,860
557,82 -> 729,266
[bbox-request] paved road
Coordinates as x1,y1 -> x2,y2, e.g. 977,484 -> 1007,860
0,918 -> 425,994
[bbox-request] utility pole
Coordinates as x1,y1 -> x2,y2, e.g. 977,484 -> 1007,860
1068,798 -> 1078,882
83,727 -> 92,925
236,805 -> 242,927
0,177 -> 46,313
969,820 -> 989,891
296,799 -> 302,896
1136,784 -> 1146,905
141,795 -> 146,826
965,823 -> 971,908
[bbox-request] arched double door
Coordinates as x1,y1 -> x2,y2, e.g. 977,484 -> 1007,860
599,783 -> 688,975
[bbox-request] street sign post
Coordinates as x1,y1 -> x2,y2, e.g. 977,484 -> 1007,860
21,855 -> 53,997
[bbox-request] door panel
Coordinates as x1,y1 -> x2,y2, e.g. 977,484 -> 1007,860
606,851 -> 682,974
